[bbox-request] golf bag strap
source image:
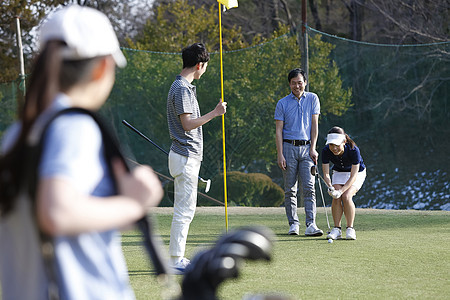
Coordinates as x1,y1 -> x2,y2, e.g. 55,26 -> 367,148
28,107 -> 126,300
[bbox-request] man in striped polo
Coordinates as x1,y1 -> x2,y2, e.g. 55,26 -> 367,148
166,43 -> 227,273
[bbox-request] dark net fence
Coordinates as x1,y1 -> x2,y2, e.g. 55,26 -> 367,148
307,28 -> 449,210
1,27 -> 448,210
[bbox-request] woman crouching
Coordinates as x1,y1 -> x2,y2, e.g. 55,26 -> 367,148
321,126 -> 366,240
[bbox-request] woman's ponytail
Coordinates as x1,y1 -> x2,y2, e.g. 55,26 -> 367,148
0,41 -> 64,216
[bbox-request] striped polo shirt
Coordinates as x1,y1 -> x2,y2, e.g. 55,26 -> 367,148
167,75 -> 203,160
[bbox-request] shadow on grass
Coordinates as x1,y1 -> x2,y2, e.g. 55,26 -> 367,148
122,233 -> 220,247
275,235 -> 329,242
128,269 -> 156,276
122,241 -> 146,247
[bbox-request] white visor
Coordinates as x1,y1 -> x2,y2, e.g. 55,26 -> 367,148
326,133 -> 346,145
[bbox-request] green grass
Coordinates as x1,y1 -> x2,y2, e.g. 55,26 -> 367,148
123,207 -> 450,299
2,208 -> 447,299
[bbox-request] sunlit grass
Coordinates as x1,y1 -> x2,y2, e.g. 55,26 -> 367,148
123,207 -> 450,299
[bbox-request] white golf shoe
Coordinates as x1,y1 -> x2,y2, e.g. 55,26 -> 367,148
327,227 -> 342,240
305,223 -> 323,236
171,257 -> 190,274
346,227 -> 357,240
288,223 -> 299,235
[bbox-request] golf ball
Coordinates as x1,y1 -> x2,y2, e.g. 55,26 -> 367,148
328,238 -> 333,243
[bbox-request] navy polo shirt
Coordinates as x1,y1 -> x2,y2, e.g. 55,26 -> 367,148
321,144 -> 365,172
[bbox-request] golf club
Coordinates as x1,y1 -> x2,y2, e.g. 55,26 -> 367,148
122,120 -> 211,193
311,165 -> 331,233
311,165 -> 332,189
181,226 -> 274,300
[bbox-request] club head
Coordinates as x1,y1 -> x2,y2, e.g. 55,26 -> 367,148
310,165 -> 317,176
207,256 -> 240,281
181,226 -> 275,299
205,179 -> 211,193
215,227 -> 274,261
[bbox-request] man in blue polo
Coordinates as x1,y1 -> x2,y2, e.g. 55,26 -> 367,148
275,68 -> 323,236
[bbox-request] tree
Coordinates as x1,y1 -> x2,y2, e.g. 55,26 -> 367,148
308,33 -> 352,116
302,0 -> 449,44
130,0 -> 252,52
0,0 -> 67,83
103,1 -> 352,180
165,0 -> 287,43
70,0 -> 153,44
364,0 -> 448,44
0,0 -> 153,83
303,0 -> 449,133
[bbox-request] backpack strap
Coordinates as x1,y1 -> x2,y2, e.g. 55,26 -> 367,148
29,107 -> 128,197
27,107 -> 127,300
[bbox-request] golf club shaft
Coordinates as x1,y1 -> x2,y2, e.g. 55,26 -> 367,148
316,176 -> 331,230
122,120 -> 211,185
316,172 -> 332,189
122,120 -> 169,155
311,165 -> 332,189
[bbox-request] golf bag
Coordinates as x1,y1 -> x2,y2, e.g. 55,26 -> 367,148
179,226 -> 274,300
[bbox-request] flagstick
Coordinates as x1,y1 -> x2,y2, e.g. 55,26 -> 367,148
218,3 -> 229,232
15,17 -> 26,97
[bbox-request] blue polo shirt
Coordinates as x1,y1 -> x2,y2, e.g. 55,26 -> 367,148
274,92 -> 320,140
321,144 -> 366,172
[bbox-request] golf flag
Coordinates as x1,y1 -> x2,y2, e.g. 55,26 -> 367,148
217,0 -> 238,10
217,0 -> 238,231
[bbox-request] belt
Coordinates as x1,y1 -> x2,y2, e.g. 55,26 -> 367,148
283,139 -> 310,146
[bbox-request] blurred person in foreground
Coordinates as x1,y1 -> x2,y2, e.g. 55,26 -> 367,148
275,68 -> 323,237
321,126 -> 366,240
0,5 -> 163,299
167,43 -> 227,273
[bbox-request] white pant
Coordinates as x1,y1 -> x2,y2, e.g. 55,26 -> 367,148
168,151 -> 201,257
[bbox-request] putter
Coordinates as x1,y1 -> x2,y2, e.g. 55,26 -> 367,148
122,120 -> 211,193
311,165 -> 331,233
310,165 -> 332,189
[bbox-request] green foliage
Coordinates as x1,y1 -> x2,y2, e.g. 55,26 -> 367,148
1,1 -> 355,208
100,50 -> 178,175
130,0 -> 250,52
0,0 -> 67,83
99,2 -> 354,185
206,171 -> 284,207
0,80 -> 21,139
308,33 -> 353,116
311,28 -> 450,174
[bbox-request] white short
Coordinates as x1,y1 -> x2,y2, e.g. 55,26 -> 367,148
332,168 -> 367,191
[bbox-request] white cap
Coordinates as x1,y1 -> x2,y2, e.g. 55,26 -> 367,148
39,5 -> 126,68
326,133 -> 346,145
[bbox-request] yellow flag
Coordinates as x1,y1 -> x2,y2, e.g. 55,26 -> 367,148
217,0 -> 238,10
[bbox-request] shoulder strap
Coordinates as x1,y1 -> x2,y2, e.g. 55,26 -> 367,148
27,107 -> 127,300
29,107 -> 128,197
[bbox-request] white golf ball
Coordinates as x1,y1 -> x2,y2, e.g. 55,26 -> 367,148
328,238 -> 333,243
